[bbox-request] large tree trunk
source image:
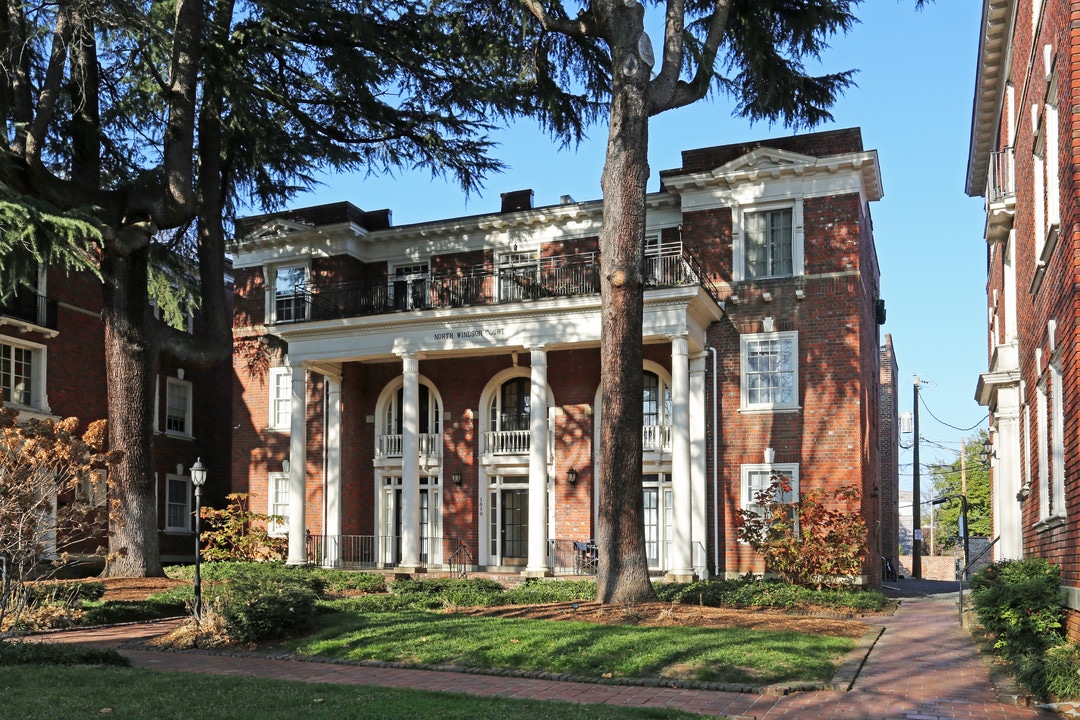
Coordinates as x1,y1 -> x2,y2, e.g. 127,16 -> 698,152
595,3 -> 655,604
102,244 -> 164,577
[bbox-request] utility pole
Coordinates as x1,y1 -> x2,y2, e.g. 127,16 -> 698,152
912,375 -> 922,579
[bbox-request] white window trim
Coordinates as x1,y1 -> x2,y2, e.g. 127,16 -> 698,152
732,201 -> 804,283
164,473 -> 193,533
0,334 -> 49,413
164,376 -> 194,439
1036,374 -> 1050,521
265,261 -> 310,325
269,366 -> 292,432
739,331 -> 800,413
740,463 -> 800,522
1049,358 -> 1066,520
268,471 -> 289,537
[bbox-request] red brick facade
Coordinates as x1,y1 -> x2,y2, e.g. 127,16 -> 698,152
0,266 -> 232,564
231,128 -> 890,581
969,0 -> 1080,638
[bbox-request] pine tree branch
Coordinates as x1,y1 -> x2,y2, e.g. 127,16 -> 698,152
519,0 -> 597,38
648,0 -> 731,115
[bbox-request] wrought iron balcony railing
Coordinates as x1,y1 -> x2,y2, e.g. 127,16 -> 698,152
275,245 -> 722,324
0,292 -> 58,331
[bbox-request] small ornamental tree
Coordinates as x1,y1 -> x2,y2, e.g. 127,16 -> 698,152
0,406 -> 119,636
199,494 -> 286,563
736,474 -> 866,589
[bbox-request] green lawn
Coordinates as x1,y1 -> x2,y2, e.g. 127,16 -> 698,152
0,665 -> 703,720
291,609 -> 856,685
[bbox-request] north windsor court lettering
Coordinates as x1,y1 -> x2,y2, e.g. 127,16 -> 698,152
433,327 -> 507,341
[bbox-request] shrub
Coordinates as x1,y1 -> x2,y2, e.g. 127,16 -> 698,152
969,557 -> 1064,659
735,476 -> 867,588
0,641 -> 129,667
502,580 -> 596,605
199,495 -> 287,562
309,569 -> 386,595
1043,644 -> 1080,700
210,565 -> 321,643
654,577 -> 887,612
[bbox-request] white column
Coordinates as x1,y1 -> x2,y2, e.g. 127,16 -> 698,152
398,353 -> 422,570
286,365 -> 308,565
526,346 -> 550,576
689,353 -> 707,577
668,334 -> 694,580
324,375 -> 342,567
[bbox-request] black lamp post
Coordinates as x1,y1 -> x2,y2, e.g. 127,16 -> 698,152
190,458 -> 207,619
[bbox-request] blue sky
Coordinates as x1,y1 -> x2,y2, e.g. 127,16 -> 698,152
295,1 -> 988,491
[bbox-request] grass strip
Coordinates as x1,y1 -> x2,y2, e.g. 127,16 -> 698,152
293,609 -> 855,685
0,664 -> 703,720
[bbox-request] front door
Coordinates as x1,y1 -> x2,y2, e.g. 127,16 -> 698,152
382,479 -> 441,566
489,485 -> 529,566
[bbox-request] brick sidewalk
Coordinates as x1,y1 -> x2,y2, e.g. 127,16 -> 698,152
30,596 -> 1056,720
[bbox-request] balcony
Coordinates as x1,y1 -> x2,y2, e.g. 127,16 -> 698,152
642,424 -> 672,453
0,292 -> 58,332
984,148 -> 1015,244
275,245 -> 721,324
375,433 -> 442,459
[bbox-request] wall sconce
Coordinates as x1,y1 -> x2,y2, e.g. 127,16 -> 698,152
566,468 -> 578,485
451,472 -> 462,486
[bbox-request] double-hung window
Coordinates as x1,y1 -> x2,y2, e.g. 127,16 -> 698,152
268,472 -> 290,536
741,463 -> 799,522
165,474 -> 192,532
744,208 -> 794,279
740,332 -> 798,411
269,367 -> 292,431
164,377 -> 193,437
498,251 -> 540,303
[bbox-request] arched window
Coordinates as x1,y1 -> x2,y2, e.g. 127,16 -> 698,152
642,371 -> 672,427
491,377 -> 530,432
386,384 -> 440,435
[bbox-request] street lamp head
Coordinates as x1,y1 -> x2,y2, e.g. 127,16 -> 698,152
190,458 -> 208,488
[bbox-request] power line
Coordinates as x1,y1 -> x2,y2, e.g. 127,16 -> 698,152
918,388 -> 987,432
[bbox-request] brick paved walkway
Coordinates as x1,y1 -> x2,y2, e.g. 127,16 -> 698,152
30,593 -> 1056,720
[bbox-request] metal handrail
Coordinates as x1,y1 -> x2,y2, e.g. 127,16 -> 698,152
277,246 -> 718,323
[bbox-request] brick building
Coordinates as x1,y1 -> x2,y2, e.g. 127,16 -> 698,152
879,334 -> 901,570
968,0 -> 1080,635
0,266 -> 232,565
230,127 -> 889,581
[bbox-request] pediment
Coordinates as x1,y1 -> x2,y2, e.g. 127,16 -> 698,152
711,147 -> 816,179
248,218 -> 315,241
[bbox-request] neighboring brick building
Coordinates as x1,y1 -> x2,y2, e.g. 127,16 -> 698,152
0,267 -> 232,565
968,0 -> 1080,637
230,128 -> 890,582
879,334 -> 900,571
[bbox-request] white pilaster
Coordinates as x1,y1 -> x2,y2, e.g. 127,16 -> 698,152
286,365 -> 308,565
324,375 -> 342,567
668,335 -> 694,580
689,353 -> 707,577
398,353 -> 422,570
994,385 -> 1023,561
526,346 -> 550,576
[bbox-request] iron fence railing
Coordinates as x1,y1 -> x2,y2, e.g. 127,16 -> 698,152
0,292 -> 58,330
549,538 -> 598,575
